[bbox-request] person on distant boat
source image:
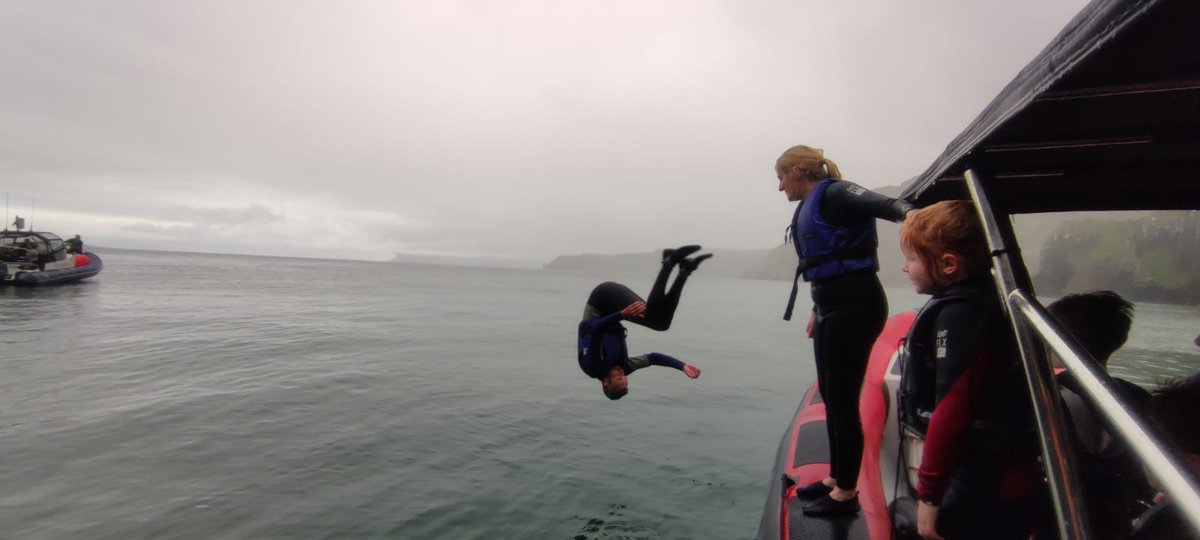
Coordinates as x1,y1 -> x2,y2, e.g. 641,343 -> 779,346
898,201 -> 1044,540
1047,290 -> 1153,540
19,238 -> 38,261
577,245 -> 710,400
1130,377 -> 1200,540
774,145 -> 915,517
66,234 -> 84,254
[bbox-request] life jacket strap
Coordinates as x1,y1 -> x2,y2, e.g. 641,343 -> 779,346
782,243 -> 878,321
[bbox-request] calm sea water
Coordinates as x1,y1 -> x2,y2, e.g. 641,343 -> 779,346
2,250 -> 1196,539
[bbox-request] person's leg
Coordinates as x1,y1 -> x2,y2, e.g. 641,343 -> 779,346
823,307 -> 883,491
812,307 -> 840,483
642,246 -> 709,330
811,274 -> 888,493
643,260 -> 683,331
935,460 -> 1043,540
585,282 -> 643,319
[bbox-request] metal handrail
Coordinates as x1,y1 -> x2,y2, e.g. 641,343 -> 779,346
965,167 -> 1090,540
964,166 -> 1200,538
1009,292 -> 1200,535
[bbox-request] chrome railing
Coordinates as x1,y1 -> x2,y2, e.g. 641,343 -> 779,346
1009,292 -> 1200,534
965,168 -> 1090,539
964,167 -> 1200,539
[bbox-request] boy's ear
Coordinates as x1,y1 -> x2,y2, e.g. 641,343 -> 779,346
940,253 -> 961,278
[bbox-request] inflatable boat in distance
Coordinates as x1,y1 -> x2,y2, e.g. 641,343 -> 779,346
1,230 -> 102,286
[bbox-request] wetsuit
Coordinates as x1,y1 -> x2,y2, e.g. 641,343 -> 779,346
1058,374 -> 1153,540
902,277 -> 1044,539
789,179 -> 911,492
577,260 -> 691,379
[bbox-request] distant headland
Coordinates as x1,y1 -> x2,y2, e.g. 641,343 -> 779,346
535,210 -> 1200,307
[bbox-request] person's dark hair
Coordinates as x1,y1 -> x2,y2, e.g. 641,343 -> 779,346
1149,378 -> 1200,457
604,386 -> 628,400
1047,290 -> 1134,365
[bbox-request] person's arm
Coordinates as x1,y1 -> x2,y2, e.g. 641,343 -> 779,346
916,303 -> 992,506
917,501 -> 945,540
625,352 -> 701,378
584,312 -> 622,352
822,180 -> 915,225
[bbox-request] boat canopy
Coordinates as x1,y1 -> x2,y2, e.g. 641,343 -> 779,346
1,230 -> 64,242
900,0 -> 1200,213
0,231 -> 66,254
897,1 -> 1200,536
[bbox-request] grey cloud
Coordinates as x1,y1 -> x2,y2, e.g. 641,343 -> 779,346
1,0 -> 1091,262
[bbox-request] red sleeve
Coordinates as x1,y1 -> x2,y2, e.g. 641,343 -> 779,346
916,350 -> 995,504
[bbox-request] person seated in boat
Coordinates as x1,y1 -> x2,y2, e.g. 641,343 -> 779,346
1130,377 -> 1200,540
19,239 -> 38,261
577,245 -> 710,400
1047,291 -> 1153,539
66,234 -> 84,254
1048,290 -> 1150,407
897,201 -> 1045,540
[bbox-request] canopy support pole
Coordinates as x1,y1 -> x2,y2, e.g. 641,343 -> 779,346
963,166 -> 1090,540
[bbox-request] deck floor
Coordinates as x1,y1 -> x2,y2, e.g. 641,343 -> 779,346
787,492 -> 870,540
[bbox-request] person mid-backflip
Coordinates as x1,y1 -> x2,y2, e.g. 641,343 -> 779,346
577,245 -> 712,400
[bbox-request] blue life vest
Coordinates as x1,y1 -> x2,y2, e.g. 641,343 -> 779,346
792,178 -> 879,281
577,319 -> 629,379
781,178 -> 879,320
599,327 -> 628,373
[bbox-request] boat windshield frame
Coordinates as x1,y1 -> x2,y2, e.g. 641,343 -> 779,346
0,231 -> 66,256
964,167 -> 1200,540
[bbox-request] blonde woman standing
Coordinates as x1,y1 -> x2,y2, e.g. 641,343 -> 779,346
776,145 -> 914,516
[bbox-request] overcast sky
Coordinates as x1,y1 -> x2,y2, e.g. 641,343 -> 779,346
0,0 -> 1089,264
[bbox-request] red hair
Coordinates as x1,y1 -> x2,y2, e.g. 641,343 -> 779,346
899,200 -> 989,286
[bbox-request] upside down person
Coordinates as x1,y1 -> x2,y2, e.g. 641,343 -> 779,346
577,245 -> 711,400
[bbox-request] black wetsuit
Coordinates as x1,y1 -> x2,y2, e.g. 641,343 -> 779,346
1058,374 -> 1153,540
905,277 -> 1044,539
799,180 -> 911,491
577,261 -> 691,379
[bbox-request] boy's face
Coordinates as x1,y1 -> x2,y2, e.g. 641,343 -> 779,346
901,244 -> 936,295
601,365 -> 628,393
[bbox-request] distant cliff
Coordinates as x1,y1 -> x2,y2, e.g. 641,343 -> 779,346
1034,211 -> 1200,305
545,184 -> 1194,305
389,253 -> 538,269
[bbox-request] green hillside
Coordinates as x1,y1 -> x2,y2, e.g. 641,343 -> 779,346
1035,211 -> 1200,305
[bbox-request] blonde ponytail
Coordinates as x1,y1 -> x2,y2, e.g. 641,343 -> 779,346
777,145 -> 843,180
818,157 -> 842,180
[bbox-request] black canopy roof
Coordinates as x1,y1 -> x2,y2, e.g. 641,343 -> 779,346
900,0 -> 1200,213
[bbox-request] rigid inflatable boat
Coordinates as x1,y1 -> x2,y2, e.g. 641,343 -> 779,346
1,230 -> 102,286
757,312 -> 915,540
